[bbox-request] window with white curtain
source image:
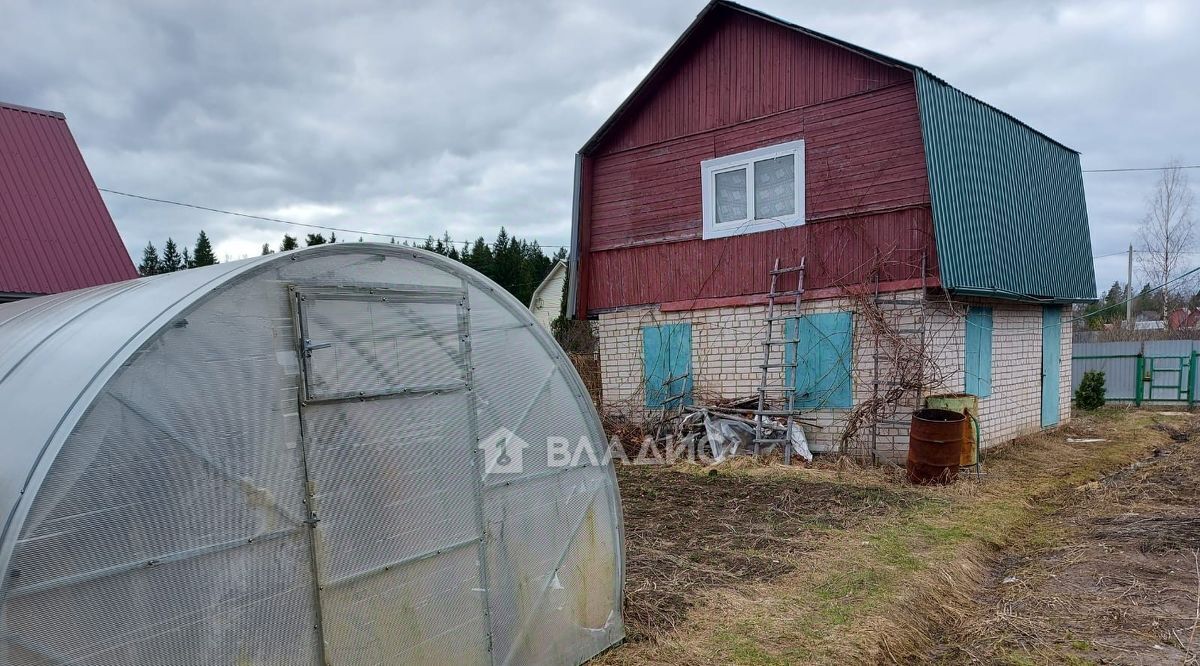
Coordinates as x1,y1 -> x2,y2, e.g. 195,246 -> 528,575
700,139 -> 805,239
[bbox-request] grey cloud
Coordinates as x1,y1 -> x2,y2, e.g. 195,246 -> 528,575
2,0 -> 1197,283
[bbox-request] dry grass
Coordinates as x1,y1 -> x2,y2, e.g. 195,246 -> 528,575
928,411 -> 1200,665
617,464 -> 921,640
597,407 -> 1175,665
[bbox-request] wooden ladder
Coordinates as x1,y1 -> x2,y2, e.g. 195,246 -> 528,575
753,257 -> 806,463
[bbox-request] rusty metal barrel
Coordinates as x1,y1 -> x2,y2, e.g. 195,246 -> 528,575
907,408 -> 965,485
925,393 -> 979,466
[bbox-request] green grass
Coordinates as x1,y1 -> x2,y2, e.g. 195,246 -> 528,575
713,629 -> 795,666
1000,651 -> 1038,666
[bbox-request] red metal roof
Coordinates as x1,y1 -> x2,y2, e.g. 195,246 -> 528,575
0,101 -> 137,296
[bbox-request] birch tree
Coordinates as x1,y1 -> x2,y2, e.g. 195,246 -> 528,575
1137,160 -> 1196,320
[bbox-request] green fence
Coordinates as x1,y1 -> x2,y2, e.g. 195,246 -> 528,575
1072,351 -> 1199,405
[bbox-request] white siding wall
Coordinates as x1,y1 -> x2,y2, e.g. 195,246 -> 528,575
529,264 -> 566,332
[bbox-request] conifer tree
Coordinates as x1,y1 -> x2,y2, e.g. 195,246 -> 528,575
138,226 -> 562,304
491,228 -> 520,289
161,238 -> 183,273
463,237 -> 493,276
138,242 -> 160,276
1104,281 -> 1123,306
1074,371 -> 1106,410
193,230 -> 217,266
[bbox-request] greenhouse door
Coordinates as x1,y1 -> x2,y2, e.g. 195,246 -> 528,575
292,284 -> 492,665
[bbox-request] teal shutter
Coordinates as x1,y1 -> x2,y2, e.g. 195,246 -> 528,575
642,323 -> 693,409
964,306 -> 993,397
784,312 -> 853,409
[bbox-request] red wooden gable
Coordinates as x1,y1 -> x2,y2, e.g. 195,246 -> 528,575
588,7 -> 910,156
573,2 -> 937,317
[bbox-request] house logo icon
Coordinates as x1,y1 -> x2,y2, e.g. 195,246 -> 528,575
478,428 -> 530,475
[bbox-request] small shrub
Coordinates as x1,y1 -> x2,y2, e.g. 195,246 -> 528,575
1074,370 -> 1106,410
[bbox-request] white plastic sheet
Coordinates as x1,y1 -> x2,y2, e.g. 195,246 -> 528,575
788,423 -> 814,463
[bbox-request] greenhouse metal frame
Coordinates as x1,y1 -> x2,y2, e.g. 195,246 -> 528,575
0,244 -> 624,666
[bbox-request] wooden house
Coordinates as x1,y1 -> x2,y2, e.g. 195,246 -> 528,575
566,1 -> 1096,458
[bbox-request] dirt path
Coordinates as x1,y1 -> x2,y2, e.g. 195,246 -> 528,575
598,409 -> 1185,665
928,416 -> 1200,665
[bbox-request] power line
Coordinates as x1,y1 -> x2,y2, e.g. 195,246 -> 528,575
1094,249 -> 1200,259
951,263 -> 1200,335
1058,264 -> 1200,329
97,187 -> 570,249
97,162 -> 1194,253
1083,165 -> 1200,173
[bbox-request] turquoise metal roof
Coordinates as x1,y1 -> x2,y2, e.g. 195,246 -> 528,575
915,70 -> 1097,303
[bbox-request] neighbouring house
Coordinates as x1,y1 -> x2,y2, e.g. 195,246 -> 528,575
566,1 -> 1096,460
0,101 -> 136,302
1168,308 -> 1200,330
529,259 -> 567,331
1134,310 -> 1166,331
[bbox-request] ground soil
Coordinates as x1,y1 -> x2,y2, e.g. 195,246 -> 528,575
617,464 -> 921,640
598,408 -> 1199,665
927,416 -> 1200,665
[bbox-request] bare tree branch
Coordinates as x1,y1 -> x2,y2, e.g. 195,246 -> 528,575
1137,159 -> 1196,320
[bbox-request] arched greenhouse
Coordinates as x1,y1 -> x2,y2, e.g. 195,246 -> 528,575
0,244 -> 624,665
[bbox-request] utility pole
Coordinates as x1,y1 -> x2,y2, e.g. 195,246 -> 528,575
1126,243 -> 1134,329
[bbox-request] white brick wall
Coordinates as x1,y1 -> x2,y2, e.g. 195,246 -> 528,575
596,294 -> 1072,463
924,300 -> 1071,448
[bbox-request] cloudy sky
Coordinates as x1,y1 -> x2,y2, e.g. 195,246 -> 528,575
3,0 -> 1197,290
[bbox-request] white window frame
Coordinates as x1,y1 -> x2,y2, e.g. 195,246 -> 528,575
700,139 -> 805,240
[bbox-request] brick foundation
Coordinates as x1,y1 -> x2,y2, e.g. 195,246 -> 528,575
595,292 -> 1072,462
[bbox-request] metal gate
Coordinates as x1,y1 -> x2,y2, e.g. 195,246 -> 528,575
291,283 -> 492,665
1144,355 -> 1194,403
1072,351 -> 1198,405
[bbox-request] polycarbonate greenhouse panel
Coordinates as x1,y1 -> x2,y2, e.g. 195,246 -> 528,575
0,244 -> 624,666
